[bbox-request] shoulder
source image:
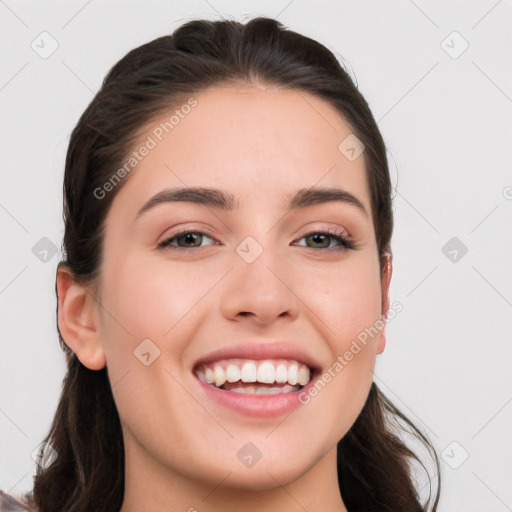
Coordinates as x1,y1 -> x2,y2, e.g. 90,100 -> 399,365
0,490 -> 38,512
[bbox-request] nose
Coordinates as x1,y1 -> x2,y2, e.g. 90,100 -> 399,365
219,247 -> 301,326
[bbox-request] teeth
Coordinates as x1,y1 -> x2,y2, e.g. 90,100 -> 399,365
240,362 -> 257,383
287,362 -> 298,386
275,363 -> 288,384
197,359 -> 312,390
226,364 -> 241,383
229,384 -> 299,394
257,362 -> 276,384
213,365 -> 226,387
204,367 -> 214,384
298,364 -> 310,386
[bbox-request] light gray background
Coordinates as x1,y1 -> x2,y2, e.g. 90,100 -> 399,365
1,1 -> 511,510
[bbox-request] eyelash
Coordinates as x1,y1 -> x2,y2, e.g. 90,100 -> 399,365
157,227 -> 356,252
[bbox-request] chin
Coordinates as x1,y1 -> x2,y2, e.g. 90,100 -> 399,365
187,442 -> 325,492
214,460 -> 311,491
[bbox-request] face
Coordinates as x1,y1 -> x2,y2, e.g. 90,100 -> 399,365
92,85 -> 389,494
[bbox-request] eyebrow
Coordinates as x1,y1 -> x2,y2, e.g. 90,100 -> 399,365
135,186 -> 368,220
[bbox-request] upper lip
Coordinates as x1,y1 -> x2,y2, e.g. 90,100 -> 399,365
193,341 -> 321,372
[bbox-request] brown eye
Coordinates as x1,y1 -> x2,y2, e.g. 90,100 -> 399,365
295,230 -> 355,251
175,232 -> 203,248
305,233 -> 331,249
158,231 -> 217,250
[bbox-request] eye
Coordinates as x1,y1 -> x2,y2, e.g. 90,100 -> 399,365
294,228 -> 355,251
157,230 -> 219,251
157,228 -> 355,252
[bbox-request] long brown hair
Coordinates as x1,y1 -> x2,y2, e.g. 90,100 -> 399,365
28,16 -> 440,511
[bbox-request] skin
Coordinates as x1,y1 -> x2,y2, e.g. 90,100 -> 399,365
57,84 -> 392,511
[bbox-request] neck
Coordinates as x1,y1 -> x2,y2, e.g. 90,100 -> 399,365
120,441 -> 347,512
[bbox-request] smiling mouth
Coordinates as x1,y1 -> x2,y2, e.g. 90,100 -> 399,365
195,358 -> 312,395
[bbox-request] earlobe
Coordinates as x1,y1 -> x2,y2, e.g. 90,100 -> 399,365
56,264 -> 106,370
377,253 -> 393,355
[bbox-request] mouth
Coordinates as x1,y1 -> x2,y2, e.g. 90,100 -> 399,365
195,358 -> 312,395
191,343 -> 321,417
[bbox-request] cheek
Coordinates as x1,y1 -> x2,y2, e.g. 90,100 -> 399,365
94,258 -> 216,446
304,253 -> 383,350
298,254 -> 382,421
96,256 -> 222,369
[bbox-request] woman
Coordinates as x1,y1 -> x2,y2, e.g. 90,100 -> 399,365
10,16 -> 440,511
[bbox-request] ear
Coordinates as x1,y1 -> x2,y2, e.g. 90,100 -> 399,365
56,264 -> 106,370
377,252 -> 393,355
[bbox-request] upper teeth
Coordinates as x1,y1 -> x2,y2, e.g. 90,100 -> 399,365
196,359 -> 311,388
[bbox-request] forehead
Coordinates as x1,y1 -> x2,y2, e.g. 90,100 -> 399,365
108,84 -> 371,218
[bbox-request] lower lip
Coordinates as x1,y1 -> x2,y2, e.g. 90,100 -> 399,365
195,376 -> 315,418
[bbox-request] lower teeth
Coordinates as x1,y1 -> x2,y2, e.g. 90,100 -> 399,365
218,383 -> 300,394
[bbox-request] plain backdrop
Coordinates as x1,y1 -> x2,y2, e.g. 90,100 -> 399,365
1,1 -> 511,510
